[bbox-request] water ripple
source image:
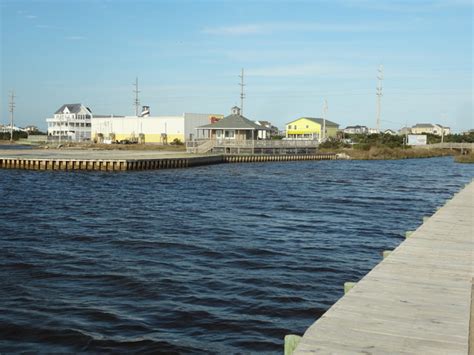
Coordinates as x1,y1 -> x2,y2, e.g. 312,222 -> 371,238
0,157 -> 473,353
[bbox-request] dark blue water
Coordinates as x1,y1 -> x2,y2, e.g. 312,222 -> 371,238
1,157 -> 472,353
0,144 -> 33,150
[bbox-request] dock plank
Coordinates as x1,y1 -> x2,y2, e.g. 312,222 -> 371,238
295,181 -> 473,354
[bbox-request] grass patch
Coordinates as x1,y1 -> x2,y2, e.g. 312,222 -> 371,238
454,153 -> 474,163
320,147 -> 456,160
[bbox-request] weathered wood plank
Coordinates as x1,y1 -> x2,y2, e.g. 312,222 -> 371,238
295,181 -> 474,354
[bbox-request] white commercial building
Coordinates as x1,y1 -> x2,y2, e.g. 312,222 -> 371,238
91,110 -> 223,144
46,103 -> 223,144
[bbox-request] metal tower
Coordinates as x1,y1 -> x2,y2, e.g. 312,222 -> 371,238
376,65 -> 384,132
8,90 -> 15,142
238,68 -> 245,115
133,77 -> 141,117
322,99 -> 328,142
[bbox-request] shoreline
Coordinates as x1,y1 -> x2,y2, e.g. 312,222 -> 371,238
320,147 -> 457,160
0,144 -> 469,170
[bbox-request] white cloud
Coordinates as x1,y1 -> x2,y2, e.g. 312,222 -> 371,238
26,15 -> 37,19
202,21 -> 410,36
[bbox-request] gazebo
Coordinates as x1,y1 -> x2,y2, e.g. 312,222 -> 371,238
196,106 -> 267,141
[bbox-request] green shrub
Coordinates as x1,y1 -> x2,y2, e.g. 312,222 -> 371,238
171,138 -> 183,145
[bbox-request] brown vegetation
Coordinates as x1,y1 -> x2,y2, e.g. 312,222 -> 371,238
454,153 -> 474,164
321,147 -> 456,160
39,142 -> 186,152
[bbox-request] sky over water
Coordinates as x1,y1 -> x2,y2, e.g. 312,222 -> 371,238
1,0 -> 472,131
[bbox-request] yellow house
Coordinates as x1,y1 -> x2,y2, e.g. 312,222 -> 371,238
286,117 -> 339,140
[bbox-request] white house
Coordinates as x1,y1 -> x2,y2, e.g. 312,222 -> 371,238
411,123 -> 451,136
46,103 -> 92,141
343,125 -> 369,134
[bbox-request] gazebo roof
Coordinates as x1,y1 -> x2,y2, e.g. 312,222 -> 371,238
198,111 -> 265,131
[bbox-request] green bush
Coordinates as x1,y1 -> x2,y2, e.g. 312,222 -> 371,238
171,138 -> 183,145
0,131 -> 28,140
319,138 -> 350,149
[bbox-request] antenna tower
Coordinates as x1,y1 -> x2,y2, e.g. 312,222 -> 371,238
238,68 -> 245,115
9,90 -> 15,142
376,65 -> 384,132
133,77 -> 141,117
322,99 -> 328,142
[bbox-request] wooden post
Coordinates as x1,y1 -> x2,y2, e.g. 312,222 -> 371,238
284,334 -> 302,355
344,282 -> 356,294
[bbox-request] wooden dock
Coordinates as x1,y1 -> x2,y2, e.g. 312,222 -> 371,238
0,149 -> 338,171
293,180 -> 474,354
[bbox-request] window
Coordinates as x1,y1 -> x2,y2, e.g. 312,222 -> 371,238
225,130 -> 235,139
216,130 -> 222,138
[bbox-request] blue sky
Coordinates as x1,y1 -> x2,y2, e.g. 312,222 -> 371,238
1,0 -> 472,131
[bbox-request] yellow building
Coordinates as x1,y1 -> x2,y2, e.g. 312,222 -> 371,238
286,117 -> 339,140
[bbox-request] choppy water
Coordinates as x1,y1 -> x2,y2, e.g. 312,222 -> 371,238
0,157 -> 472,353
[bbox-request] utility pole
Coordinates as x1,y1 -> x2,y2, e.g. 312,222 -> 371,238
8,90 -> 15,142
238,68 -> 245,115
322,99 -> 328,142
404,121 -> 408,148
133,77 -> 140,117
440,113 -> 447,143
376,65 -> 383,133
133,77 -> 141,140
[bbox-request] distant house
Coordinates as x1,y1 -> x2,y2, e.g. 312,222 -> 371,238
286,117 -> 339,141
398,127 -> 412,135
0,124 -> 22,133
384,129 -> 397,135
196,106 -> 268,140
24,125 -> 39,133
367,128 -> 379,134
411,123 -> 450,136
46,103 -> 92,141
343,125 -> 369,134
255,120 -> 279,139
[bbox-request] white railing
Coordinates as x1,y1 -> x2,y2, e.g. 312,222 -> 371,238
186,139 -> 319,152
417,143 -> 474,149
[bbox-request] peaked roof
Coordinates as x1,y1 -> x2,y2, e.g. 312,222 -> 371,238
55,103 -> 91,114
345,125 -> 368,129
198,113 -> 264,130
413,123 -> 435,128
287,117 -> 339,127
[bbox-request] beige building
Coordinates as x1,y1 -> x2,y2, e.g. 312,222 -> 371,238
411,123 -> 451,136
